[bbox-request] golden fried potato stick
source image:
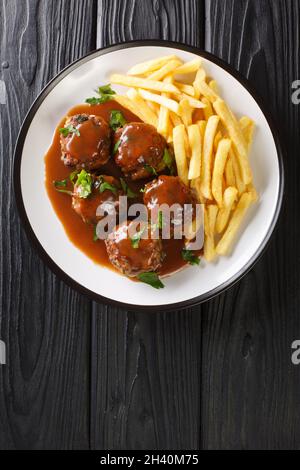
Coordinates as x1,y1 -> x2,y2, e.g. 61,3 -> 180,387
215,187 -> 238,233
212,138 -> 232,207
213,99 -> 252,184
127,55 -> 179,75
200,115 -> 220,199
216,192 -> 253,255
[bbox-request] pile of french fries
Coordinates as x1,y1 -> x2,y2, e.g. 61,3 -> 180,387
110,55 -> 258,261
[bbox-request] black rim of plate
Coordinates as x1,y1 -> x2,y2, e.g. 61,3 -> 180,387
13,40 -> 285,312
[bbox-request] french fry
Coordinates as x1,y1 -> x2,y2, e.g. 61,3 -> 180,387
230,149 -> 245,195
110,74 -> 180,94
240,116 -> 255,151
213,131 -> 222,153
157,76 -> 173,138
138,89 -> 180,114
126,88 -> 158,127
173,125 -> 189,185
175,58 -> 202,74
170,111 -> 183,127
113,95 -> 146,122
200,115 -> 220,199
197,120 -> 207,140
202,97 -> 214,120
209,80 -> 219,94
176,93 -> 206,109
193,67 -> 207,98
197,80 -> 219,103
188,124 -> 202,180
215,187 -> 238,233
127,55 -> 179,75
213,99 -> 252,184
148,59 -> 182,80
174,82 -> 195,96
204,205 -> 218,261
216,192 -> 253,255
179,99 -> 193,127
212,139 -> 232,207
225,155 -> 236,187
147,100 -> 160,115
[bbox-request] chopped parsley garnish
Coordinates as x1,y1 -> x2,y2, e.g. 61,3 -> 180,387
109,110 -> 127,131
53,179 -> 67,188
75,169 -> 93,199
85,84 -> 116,105
59,125 -> 80,137
181,249 -> 200,266
93,225 -> 98,242
53,179 -> 73,195
152,211 -> 164,231
137,272 -> 165,289
131,226 -> 147,249
120,178 -> 137,199
140,187 -> 146,193
99,180 -> 118,195
113,139 -> 121,154
163,148 -> 175,175
69,170 -> 79,185
144,163 -> 157,176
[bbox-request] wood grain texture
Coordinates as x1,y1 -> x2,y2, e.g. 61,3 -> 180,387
202,0 -> 300,449
91,0 -> 204,450
0,0 -> 97,449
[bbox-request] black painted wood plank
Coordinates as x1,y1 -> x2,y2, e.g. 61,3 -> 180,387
202,0 -> 300,449
0,0 -> 97,449
91,0 -> 204,450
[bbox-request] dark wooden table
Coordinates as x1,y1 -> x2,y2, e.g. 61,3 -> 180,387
0,0 -> 299,450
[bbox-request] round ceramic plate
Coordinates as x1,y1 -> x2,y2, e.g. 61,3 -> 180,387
14,41 -> 284,310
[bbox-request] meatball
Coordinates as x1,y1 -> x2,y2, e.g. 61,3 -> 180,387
143,175 -> 197,236
61,114 -> 111,170
114,122 -> 167,180
72,174 -> 123,225
105,221 -> 164,277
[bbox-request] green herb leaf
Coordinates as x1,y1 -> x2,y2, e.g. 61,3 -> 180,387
93,225 -> 98,242
158,211 -> 163,230
99,181 -> 118,195
85,84 -> 116,105
113,139 -> 121,154
120,178 -> 137,199
144,163 -> 157,176
59,125 -> 80,137
97,84 -> 116,95
140,187 -> 146,193
163,148 -> 175,175
137,272 -> 165,289
181,249 -> 200,266
109,110 -> 127,131
69,170 -> 79,185
131,226 -> 147,249
53,179 -> 67,188
75,169 -> 93,199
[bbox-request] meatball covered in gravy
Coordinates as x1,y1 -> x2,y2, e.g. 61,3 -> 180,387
105,221 -> 164,277
72,173 -> 123,225
114,122 -> 167,180
61,114 -> 111,170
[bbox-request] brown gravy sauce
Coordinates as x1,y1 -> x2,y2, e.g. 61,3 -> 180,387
45,101 -> 196,277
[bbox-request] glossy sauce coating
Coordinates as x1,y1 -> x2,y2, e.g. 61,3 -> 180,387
114,122 -> 166,180
61,114 -> 111,169
45,101 -> 199,276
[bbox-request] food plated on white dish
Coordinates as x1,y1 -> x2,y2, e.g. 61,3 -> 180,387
14,42 -> 283,309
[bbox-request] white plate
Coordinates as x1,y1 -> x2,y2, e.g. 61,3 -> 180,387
14,42 -> 284,310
